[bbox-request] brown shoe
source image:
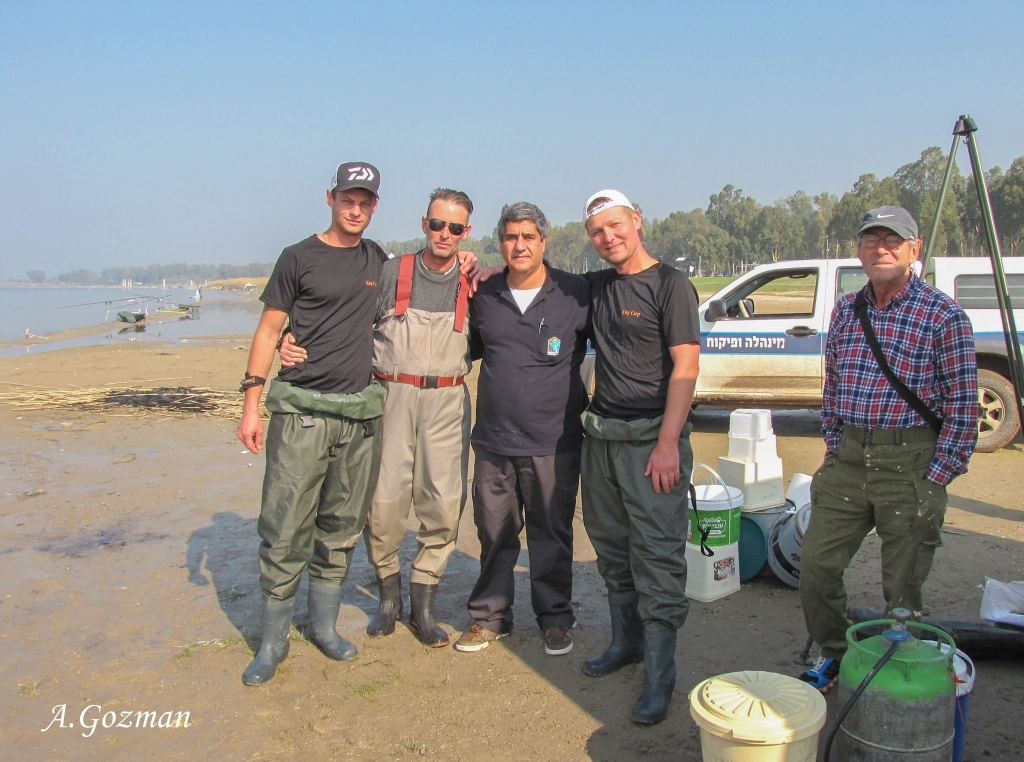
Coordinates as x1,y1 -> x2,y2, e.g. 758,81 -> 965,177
544,626 -> 574,656
454,624 -> 508,653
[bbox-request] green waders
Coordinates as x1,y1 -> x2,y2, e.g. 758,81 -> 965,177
257,380 -> 385,602
580,410 -> 694,629
799,426 -> 945,659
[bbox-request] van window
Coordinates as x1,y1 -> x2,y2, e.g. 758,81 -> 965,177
954,274 -> 1024,309
719,270 -> 818,319
836,267 -> 867,302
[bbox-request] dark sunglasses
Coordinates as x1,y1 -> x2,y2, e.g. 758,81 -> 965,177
427,218 -> 467,236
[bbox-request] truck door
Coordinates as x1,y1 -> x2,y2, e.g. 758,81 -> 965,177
698,266 -> 825,405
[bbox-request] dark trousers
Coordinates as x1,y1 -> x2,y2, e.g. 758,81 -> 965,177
467,445 -> 580,632
257,411 -> 382,602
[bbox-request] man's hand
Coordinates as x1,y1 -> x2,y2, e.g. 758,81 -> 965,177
645,440 -> 681,494
465,263 -> 504,296
279,332 -> 307,367
237,406 -> 264,454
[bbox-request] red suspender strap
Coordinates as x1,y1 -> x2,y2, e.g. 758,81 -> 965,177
454,272 -> 470,333
394,253 -> 415,317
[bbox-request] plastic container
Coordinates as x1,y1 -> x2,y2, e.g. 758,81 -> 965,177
685,541 -> 740,602
924,641 -> 976,762
743,503 -> 789,537
767,502 -> 811,588
689,670 -> 826,761
739,514 -> 769,581
688,465 -> 744,547
728,409 -> 774,440
727,433 -> 780,463
785,473 -> 813,509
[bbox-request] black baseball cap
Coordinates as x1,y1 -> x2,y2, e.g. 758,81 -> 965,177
330,161 -> 381,197
858,206 -> 918,240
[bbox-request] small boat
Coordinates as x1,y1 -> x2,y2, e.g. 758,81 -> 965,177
117,310 -> 146,323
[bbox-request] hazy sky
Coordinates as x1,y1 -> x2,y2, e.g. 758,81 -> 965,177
2,1 -> 1022,280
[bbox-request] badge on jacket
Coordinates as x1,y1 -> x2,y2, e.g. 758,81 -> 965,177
547,337 -> 561,356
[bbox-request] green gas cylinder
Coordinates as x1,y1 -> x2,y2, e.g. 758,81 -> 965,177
833,608 -> 956,761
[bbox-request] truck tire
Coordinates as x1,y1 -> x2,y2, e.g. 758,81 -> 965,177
976,369 -> 1020,452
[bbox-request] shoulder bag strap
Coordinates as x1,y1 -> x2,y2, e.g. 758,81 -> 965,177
453,271 -> 470,333
853,288 -> 942,434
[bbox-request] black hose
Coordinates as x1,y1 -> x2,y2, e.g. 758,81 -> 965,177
822,640 -> 900,762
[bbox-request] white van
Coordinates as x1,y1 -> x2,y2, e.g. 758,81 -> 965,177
696,256 -> 1024,452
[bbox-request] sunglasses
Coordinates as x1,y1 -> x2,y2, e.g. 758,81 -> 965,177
427,218 -> 467,236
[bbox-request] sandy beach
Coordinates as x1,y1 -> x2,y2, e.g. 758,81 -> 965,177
1,336 -> 1022,761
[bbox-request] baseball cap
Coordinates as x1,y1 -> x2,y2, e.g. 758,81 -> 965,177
330,161 -> 381,197
858,206 -> 918,240
585,189 -> 635,220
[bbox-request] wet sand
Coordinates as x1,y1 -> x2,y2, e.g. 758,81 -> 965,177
1,338 -> 1022,760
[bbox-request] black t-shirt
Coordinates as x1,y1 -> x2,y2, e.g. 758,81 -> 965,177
261,235 -> 389,394
470,266 -> 591,455
586,262 -> 700,420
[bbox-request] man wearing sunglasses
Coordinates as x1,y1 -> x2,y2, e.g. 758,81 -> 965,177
797,205 -> 977,692
280,188 -> 475,648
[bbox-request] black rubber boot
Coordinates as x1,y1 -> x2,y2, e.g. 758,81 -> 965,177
242,598 -> 295,686
306,584 -> 357,661
407,582 -> 449,648
584,599 -> 644,677
632,624 -> 677,725
367,573 -> 402,638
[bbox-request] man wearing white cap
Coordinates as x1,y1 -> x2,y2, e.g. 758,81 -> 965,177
579,190 -> 701,725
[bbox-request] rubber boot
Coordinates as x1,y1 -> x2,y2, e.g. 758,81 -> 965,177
306,584 -> 357,661
584,599 -> 644,677
367,573 -> 402,638
407,582 -> 449,647
242,597 -> 295,686
632,624 -> 677,725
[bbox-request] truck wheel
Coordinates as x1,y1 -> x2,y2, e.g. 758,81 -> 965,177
976,369 -> 1020,452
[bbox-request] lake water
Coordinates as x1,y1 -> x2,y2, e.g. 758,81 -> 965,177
0,286 -> 262,356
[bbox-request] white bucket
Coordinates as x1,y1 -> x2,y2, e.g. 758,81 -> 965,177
767,502 -> 811,588
690,670 -> 827,761
686,465 -> 743,602
743,503 -> 789,537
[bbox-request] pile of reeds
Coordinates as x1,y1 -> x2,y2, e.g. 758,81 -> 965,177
0,381 -> 252,419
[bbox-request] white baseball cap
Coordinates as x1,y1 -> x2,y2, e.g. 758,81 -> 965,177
585,189 -> 635,220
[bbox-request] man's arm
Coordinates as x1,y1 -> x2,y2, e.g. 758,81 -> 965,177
237,305 -> 289,454
926,309 -> 978,484
645,342 -> 700,493
821,304 -> 843,457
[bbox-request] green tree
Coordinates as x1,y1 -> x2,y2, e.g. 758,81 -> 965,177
706,185 -> 760,272
893,147 -> 965,256
751,203 -> 802,263
990,157 -> 1024,255
26,269 -> 46,283
648,209 -> 733,276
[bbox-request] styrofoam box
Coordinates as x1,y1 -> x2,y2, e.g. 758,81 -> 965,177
729,409 -> 774,440
716,455 -> 785,510
727,433 -> 779,463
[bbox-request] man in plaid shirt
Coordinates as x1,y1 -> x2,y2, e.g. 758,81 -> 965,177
797,206 -> 978,691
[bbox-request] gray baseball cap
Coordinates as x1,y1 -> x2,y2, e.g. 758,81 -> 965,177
858,206 -> 918,240
330,161 -> 381,197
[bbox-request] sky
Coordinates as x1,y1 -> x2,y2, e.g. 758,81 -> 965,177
1,1 -> 1022,280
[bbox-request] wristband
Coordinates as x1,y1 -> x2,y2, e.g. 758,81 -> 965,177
240,374 -> 267,392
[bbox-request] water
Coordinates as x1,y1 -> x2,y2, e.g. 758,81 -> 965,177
0,286 -> 262,356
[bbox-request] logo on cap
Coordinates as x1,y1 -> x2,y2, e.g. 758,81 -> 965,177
348,166 -> 375,182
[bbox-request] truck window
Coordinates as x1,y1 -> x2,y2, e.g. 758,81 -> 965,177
721,270 -> 818,319
954,274 -> 1024,309
836,267 -> 867,302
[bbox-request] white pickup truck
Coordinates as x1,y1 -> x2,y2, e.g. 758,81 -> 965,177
696,256 -> 1024,452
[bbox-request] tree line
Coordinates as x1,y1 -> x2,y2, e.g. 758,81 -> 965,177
32,146 -> 1024,284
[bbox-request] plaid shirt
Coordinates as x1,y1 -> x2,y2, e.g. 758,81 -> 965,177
823,275 -> 978,485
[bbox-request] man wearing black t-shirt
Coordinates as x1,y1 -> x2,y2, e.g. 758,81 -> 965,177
580,189 -> 701,725
236,161 -> 389,686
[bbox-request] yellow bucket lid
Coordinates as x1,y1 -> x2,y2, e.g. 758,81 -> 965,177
689,671 -> 827,744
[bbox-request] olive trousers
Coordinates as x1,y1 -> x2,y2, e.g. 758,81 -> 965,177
800,426 -> 945,659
